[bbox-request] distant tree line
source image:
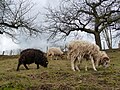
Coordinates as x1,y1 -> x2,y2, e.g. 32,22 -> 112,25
1,49 -> 22,55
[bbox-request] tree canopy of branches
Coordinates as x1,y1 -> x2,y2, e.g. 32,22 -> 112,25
44,0 -> 120,49
0,0 -> 41,39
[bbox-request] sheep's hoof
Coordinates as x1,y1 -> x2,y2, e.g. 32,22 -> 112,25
94,69 -> 97,71
72,69 -> 76,71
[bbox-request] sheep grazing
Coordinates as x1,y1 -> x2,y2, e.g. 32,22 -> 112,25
16,49 -> 48,71
67,40 -> 101,71
95,51 -> 110,68
47,47 -> 63,60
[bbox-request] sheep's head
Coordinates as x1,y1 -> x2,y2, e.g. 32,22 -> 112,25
99,57 -> 110,68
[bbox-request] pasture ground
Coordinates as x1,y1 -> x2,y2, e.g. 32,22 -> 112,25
0,50 -> 120,90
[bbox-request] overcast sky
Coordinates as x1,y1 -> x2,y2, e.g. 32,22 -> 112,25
0,0 -> 119,54
0,0 -> 60,53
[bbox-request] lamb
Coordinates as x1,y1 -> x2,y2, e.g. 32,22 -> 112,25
47,47 -> 63,60
67,40 -> 110,71
16,49 -> 48,71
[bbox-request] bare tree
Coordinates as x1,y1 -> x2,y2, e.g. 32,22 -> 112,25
102,28 -> 113,49
114,12 -> 120,38
0,0 -> 41,39
43,0 -> 120,49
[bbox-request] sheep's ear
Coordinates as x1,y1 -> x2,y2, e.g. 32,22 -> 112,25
103,57 -> 109,61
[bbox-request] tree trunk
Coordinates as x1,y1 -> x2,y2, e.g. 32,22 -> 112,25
109,29 -> 112,49
94,32 -> 102,50
103,29 -> 112,50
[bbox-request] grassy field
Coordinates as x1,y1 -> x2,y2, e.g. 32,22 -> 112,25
0,50 -> 120,90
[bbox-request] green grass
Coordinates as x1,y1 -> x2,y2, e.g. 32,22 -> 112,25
0,50 -> 120,90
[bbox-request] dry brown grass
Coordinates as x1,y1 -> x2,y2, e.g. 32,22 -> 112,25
0,50 -> 120,90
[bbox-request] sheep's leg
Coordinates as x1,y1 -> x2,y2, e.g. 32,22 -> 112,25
16,63 -> 21,71
71,56 -> 76,71
37,64 -> 39,69
55,57 -> 57,60
55,56 -> 58,60
85,65 -> 88,71
75,63 -> 80,71
95,59 -> 99,67
23,64 -> 29,70
90,56 -> 97,71
85,59 -> 88,71
75,57 -> 81,71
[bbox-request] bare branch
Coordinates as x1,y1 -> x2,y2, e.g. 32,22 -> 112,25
0,0 -> 41,38
43,0 -> 120,49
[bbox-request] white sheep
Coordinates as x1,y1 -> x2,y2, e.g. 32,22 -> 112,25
67,40 -> 106,71
47,47 -> 63,60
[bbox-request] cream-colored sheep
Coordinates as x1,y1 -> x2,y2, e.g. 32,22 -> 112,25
67,40 -> 100,71
47,47 -> 63,60
67,40 -> 110,71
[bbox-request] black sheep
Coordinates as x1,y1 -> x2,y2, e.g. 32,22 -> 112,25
16,49 -> 48,71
